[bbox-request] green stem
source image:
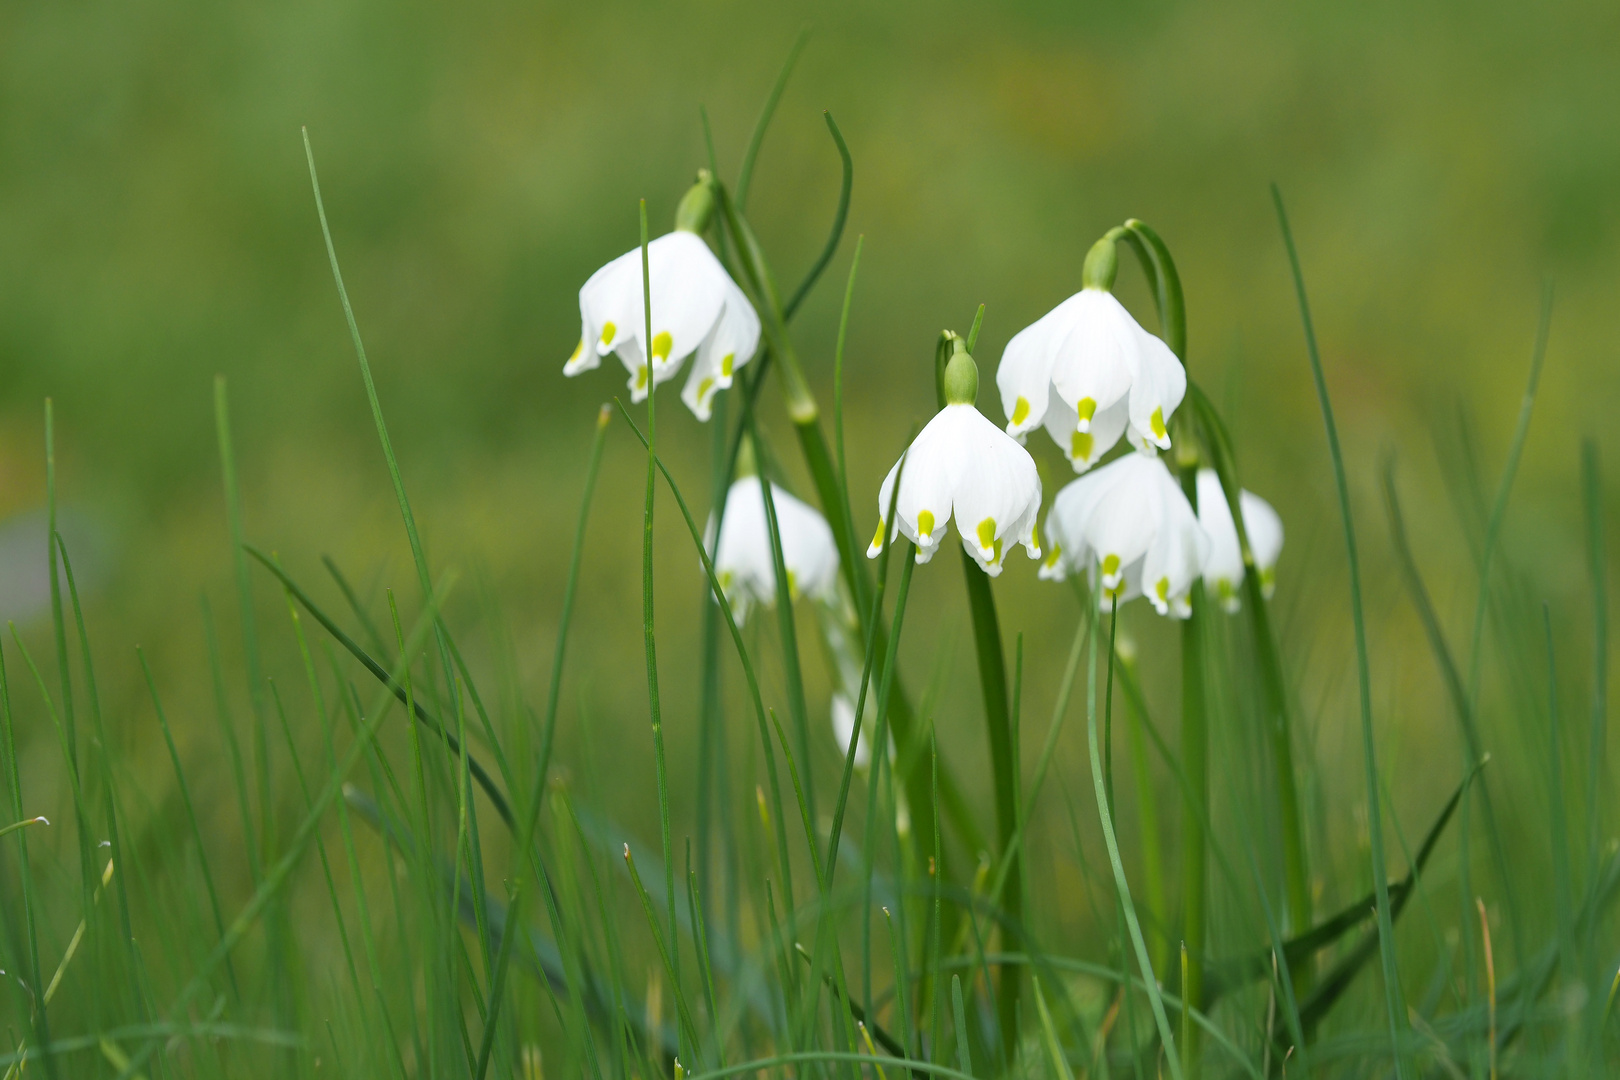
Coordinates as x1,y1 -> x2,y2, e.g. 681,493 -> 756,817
1120,649 -> 1168,975
636,200 -> 681,1019
959,552 -> 1021,1060
1178,532 -> 1209,1080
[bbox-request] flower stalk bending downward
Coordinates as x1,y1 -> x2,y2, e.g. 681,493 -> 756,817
563,172 -> 761,420
868,336 -> 1042,575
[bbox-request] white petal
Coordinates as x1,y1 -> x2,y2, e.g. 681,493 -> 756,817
714,477 -> 839,614
1241,490 -> 1284,574
872,416 -> 959,561
1041,392 -> 1130,473
943,406 -> 1043,574
583,232 -> 731,383
563,299 -> 601,376
996,296 -> 1080,437
1140,468 -> 1210,616
1048,290 -> 1138,429
1197,468 -> 1245,609
1123,323 -> 1184,451
681,281 -> 761,421
1075,454 -> 1163,590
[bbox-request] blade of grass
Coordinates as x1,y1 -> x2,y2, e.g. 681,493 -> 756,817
1273,184 -> 1407,1072
1084,599 -> 1183,1080
137,648 -> 237,998
735,28 -> 809,210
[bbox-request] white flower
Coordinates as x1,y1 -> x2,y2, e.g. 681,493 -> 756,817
563,231 -> 760,421
996,288 -> 1185,471
867,404 -> 1042,575
708,476 -> 838,624
1040,452 -> 1210,618
1196,468 -> 1284,613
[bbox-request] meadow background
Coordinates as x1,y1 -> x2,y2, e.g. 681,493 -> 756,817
2,0 -> 1619,1068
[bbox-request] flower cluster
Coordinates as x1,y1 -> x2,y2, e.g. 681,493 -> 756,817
560,192 -> 1285,626
859,234 -> 1282,618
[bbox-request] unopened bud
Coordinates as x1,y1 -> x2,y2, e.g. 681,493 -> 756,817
942,336 -> 979,406
1081,233 -> 1119,291
674,170 -> 716,234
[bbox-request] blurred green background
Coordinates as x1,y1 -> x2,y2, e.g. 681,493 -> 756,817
2,0 -> 1617,972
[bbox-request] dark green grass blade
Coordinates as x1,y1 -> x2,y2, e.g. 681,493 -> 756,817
1465,283 -> 1554,707
246,548 -> 513,828
1272,183 -> 1408,1074
213,379 -> 273,875
735,28 -> 809,209
0,641 -> 55,1080
1582,440 -> 1608,891
200,596 -> 261,884
137,648 -> 237,999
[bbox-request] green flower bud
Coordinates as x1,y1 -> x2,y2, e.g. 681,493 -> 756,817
1081,233 -> 1118,291
674,170 -> 716,234
942,336 -> 979,406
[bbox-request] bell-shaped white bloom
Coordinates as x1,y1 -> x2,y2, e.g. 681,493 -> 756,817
1196,469 -> 1284,613
996,286 -> 1185,470
564,231 -> 760,421
708,476 -> 838,624
867,403 -> 1042,575
1040,452 -> 1210,618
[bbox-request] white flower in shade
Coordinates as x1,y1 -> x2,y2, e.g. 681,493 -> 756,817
562,177 -> 760,421
708,476 -> 839,624
1039,452 -> 1210,618
1196,468 -> 1284,613
867,339 -> 1042,575
995,236 -> 1185,471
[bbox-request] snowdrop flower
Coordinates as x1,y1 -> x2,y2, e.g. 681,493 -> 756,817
996,233 -> 1185,470
868,337 -> 1042,575
1040,452 -> 1210,618
563,173 -> 760,421
709,473 -> 839,625
1196,468 -> 1284,613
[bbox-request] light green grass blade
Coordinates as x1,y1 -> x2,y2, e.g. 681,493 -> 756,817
1272,184 -> 1408,1074
735,28 -> 809,210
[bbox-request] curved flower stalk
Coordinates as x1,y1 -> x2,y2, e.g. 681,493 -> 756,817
1041,452 -> 1211,618
708,474 -> 839,624
996,233 -> 1186,471
563,173 -> 760,420
867,338 -> 1042,575
1196,468 -> 1284,613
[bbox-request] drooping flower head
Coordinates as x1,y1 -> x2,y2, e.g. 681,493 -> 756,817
996,232 -> 1186,472
563,172 -> 760,421
1195,468 -> 1284,613
1040,452 -> 1211,618
707,465 -> 839,625
868,336 -> 1042,575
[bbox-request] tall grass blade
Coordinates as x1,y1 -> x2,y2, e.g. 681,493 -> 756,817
1273,184 -> 1407,1073
735,28 -> 809,210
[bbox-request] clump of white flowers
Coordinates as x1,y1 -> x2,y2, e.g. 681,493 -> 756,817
563,172 -> 760,421
868,336 -> 1043,575
995,233 -> 1185,472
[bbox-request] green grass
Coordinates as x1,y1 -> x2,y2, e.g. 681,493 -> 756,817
0,32 -> 1617,1080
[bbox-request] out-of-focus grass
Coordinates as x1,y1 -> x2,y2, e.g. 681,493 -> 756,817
0,0 -> 1618,1069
